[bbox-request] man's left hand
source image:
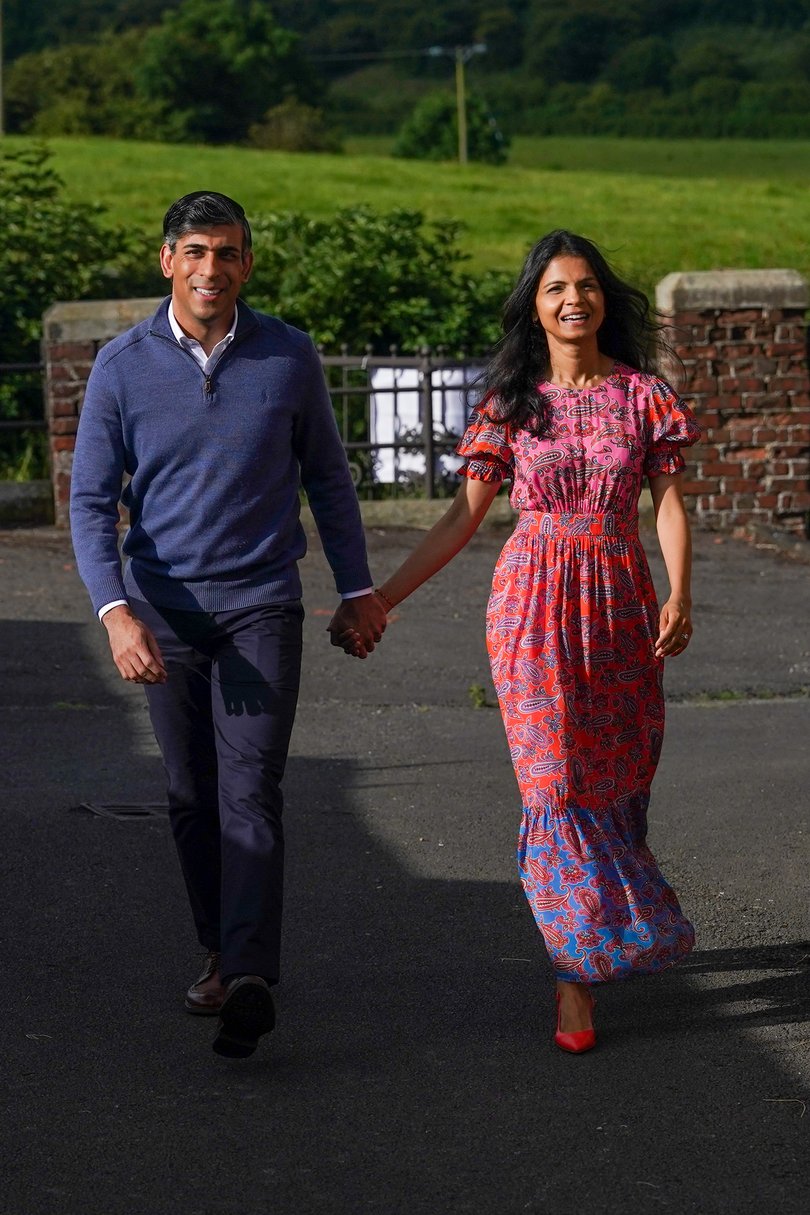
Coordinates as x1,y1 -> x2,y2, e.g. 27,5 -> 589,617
327,593 -> 388,659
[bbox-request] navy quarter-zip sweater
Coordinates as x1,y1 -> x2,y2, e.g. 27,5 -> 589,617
70,298 -> 372,614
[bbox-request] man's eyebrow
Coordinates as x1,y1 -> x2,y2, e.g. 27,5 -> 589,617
180,240 -> 242,253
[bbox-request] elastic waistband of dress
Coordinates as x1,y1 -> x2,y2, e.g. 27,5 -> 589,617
518,511 -> 638,538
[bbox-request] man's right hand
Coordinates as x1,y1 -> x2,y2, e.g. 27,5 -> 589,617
327,592 -> 388,659
102,605 -> 167,684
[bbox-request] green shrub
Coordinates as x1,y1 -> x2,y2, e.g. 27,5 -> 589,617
247,206 -> 510,354
393,92 -> 509,165
248,99 -> 343,153
0,143 -> 158,474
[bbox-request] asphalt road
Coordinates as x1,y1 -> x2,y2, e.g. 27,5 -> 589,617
1,522 -> 808,1215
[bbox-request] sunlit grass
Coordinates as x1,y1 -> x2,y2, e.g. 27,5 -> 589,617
5,133 -> 810,296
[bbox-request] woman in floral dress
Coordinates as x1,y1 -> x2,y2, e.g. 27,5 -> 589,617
335,230 -> 699,1053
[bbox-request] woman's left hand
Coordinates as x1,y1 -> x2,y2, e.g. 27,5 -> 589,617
655,598 -> 692,659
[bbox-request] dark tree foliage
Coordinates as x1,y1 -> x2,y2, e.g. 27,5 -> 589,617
8,0 -> 810,63
135,0 -> 319,144
527,9 -> 621,83
5,0 -> 810,139
6,31 -> 163,137
2,0 -> 178,58
605,37 -> 676,94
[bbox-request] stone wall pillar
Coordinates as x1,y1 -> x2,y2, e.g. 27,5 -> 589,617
656,270 -> 810,535
43,299 -> 163,526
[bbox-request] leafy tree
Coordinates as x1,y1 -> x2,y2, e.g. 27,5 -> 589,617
5,30 -> 163,137
526,7 -> 621,83
300,0 -> 382,61
2,1 -> 182,57
475,5 -> 525,69
605,36 -> 676,94
570,83 -> 626,134
135,0 -> 318,144
733,81 -> 810,137
393,93 -> 509,165
782,32 -> 810,79
369,0 -> 477,55
676,40 -> 748,86
246,206 -> 510,354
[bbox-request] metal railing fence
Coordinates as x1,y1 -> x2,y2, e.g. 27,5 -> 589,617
0,362 -> 46,434
320,349 -> 483,500
0,352 -> 482,497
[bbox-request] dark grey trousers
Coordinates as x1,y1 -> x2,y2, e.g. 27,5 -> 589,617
135,597 -> 303,986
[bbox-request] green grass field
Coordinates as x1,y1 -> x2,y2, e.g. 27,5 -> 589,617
7,133 -> 810,297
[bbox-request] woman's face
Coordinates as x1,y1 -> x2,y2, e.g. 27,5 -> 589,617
534,255 -> 605,345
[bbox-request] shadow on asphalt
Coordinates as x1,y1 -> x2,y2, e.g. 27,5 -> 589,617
606,942 -> 810,1040
4,614 -> 809,1213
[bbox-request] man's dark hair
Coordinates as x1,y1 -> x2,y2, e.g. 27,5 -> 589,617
162,191 -> 252,254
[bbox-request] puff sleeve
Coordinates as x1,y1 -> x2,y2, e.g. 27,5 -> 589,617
455,405 -> 514,482
643,379 -> 700,478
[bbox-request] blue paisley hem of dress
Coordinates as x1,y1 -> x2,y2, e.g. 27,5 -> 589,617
517,791 -> 695,984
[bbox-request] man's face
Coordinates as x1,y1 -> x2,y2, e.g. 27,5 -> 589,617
159,224 -> 254,339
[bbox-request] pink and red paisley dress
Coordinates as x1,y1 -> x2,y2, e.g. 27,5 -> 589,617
457,363 -> 699,983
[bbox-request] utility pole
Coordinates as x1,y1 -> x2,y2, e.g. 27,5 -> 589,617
428,43 -> 487,164
455,48 -> 467,165
0,0 -> 4,138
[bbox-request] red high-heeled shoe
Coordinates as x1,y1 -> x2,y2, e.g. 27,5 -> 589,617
554,991 -> 596,1054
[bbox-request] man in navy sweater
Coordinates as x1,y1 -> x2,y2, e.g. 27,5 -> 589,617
70,191 -> 387,1058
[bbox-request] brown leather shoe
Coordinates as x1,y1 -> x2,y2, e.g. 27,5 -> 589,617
185,950 -> 225,1015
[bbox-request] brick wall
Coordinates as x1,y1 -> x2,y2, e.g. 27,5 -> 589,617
656,270 -> 810,535
42,300 -> 163,527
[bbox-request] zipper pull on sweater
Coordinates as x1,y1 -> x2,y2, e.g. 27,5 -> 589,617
204,375 -> 213,397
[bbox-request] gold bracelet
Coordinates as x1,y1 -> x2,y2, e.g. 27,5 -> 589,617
375,587 -> 395,612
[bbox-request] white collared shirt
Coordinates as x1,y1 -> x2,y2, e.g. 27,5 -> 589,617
167,300 -> 238,374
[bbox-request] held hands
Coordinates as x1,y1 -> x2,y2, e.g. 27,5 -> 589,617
103,605 -> 167,684
655,598 -> 692,659
327,591 -> 389,659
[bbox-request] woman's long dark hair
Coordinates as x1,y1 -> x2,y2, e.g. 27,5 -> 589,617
484,230 -> 667,433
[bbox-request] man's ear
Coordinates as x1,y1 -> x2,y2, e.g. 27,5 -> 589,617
241,250 -> 254,283
159,244 -> 174,281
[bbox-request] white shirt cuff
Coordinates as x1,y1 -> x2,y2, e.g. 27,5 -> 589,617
98,599 -> 128,620
341,587 -> 374,600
